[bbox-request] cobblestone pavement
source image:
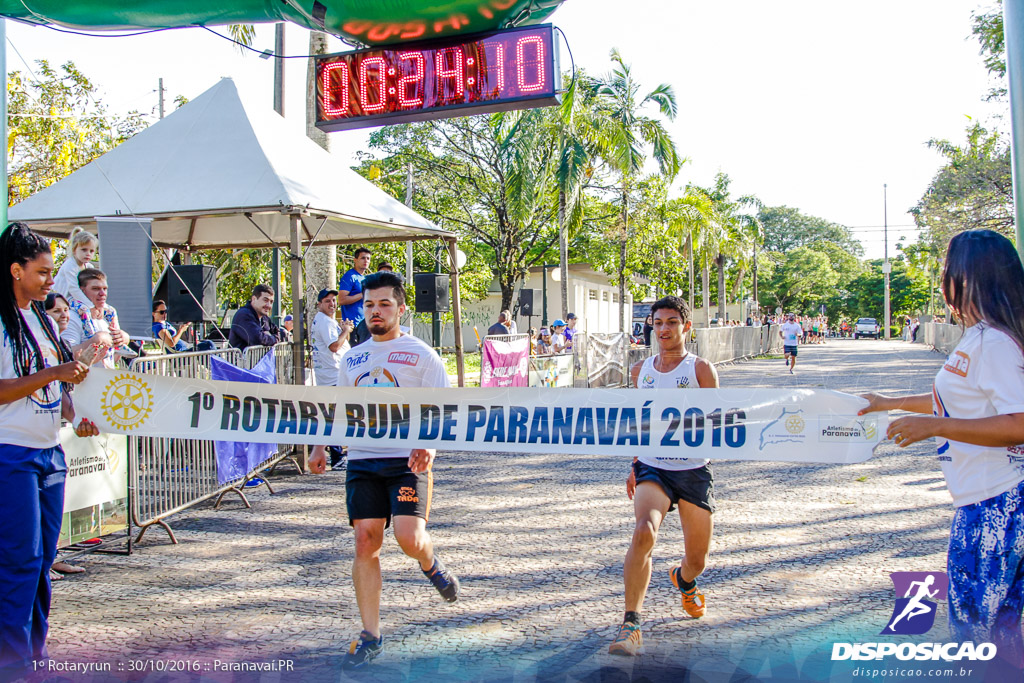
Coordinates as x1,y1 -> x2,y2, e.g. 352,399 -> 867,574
44,339 -> 967,682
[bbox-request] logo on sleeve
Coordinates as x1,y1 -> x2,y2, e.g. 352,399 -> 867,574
388,351 -> 420,366
943,351 -> 970,377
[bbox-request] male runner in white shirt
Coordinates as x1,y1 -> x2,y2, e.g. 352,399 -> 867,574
779,314 -> 803,374
309,271 -> 460,671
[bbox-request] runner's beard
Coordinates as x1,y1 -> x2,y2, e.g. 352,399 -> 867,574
368,318 -> 395,335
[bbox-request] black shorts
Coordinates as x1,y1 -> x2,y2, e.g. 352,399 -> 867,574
345,457 -> 432,527
633,460 -> 716,514
784,345 -> 798,356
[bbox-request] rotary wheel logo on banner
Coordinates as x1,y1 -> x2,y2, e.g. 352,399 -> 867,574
785,414 -> 806,434
100,374 -> 154,430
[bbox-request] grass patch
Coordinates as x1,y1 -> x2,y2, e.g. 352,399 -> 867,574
442,352 -> 482,386
855,475 -> 868,482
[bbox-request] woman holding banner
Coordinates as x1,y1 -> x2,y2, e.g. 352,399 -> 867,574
0,223 -> 99,674
860,229 -> 1024,671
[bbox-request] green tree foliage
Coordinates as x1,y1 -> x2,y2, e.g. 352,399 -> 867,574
761,246 -> 838,312
689,173 -> 760,318
8,60 -> 147,205
361,111 -> 562,313
844,259 -> 931,322
759,205 -> 863,256
592,49 -> 681,330
910,123 -> 1013,246
971,1 -> 1006,100
620,176 -> 690,302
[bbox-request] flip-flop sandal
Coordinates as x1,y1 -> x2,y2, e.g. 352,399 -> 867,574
52,562 -> 86,574
49,570 -> 62,582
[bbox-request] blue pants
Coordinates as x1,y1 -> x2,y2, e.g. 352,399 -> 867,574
0,444 -> 66,671
948,478 -> 1024,667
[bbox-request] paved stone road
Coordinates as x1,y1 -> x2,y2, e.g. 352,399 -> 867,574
45,339 -> 972,682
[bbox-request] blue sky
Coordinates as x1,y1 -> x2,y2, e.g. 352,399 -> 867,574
4,1 -> 1003,258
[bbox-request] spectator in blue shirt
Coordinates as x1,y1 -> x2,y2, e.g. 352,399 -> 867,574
338,248 -> 372,328
229,284 -> 286,351
152,300 -> 191,352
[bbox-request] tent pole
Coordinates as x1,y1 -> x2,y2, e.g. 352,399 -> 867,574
289,213 -> 307,469
446,237 -> 465,387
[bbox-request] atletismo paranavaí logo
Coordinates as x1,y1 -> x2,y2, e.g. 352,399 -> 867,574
831,572 -> 996,663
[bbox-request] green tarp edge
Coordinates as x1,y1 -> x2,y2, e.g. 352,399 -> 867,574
0,0 -> 565,45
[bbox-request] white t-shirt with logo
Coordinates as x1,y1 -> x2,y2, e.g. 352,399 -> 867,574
0,309 -> 63,448
636,353 -> 708,471
932,323 -> 1024,507
780,322 -> 802,346
340,334 -> 450,460
310,311 -> 347,387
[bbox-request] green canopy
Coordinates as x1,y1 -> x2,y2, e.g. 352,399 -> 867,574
0,0 -> 565,45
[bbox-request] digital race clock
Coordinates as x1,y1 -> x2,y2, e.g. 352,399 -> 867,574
314,24 -> 561,132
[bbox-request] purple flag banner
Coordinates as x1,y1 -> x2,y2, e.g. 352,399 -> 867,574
481,336 -> 530,388
210,353 -> 276,484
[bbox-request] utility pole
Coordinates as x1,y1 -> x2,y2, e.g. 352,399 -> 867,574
883,184 -> 891,340
1004,0 -> 1024,264
752,240 -> 758,311
158,78 -> 165,119
405,162 -> 414,328
271,23 -> 285,323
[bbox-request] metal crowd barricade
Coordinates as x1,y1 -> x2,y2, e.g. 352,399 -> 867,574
240,342 -> 297,384
127,346 -> 297,544
570,332 -> 588,387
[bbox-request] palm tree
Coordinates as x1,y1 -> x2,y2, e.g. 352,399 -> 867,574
692,173 -> 760,321
549,74 -> 603,317
664,190 -> 713,317
593,49 -> 682,332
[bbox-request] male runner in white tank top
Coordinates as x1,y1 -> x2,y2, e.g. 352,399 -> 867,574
609,296 -> 720,656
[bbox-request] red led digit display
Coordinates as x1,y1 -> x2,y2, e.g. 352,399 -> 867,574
315,24 -> 560,132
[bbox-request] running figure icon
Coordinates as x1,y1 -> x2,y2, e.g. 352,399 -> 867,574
886,575 -> 939,632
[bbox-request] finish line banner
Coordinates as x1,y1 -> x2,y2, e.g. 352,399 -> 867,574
75,369 -> 886,463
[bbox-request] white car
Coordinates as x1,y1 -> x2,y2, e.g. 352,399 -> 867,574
854,317 -> 880,339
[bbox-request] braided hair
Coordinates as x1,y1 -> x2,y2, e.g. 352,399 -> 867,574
0,222 -> 73,398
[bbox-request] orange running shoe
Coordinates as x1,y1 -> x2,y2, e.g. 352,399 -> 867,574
671,566 -> 706,618
608,621 -> 643,656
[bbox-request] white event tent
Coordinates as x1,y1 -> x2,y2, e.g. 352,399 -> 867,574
9,77 -> 466,383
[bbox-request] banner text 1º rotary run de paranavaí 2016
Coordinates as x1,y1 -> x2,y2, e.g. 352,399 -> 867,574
75,369 -> 886,464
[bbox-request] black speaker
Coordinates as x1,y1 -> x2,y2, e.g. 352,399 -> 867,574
166,265 -> 218,322
518,288 -> 539,316
414,273 -> 449,313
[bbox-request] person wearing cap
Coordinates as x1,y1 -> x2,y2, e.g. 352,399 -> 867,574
310,289 -> 353,389
309,289 -> 353,471
278,314 -> 293,342
536,328 -> 552,355
550,319 -> 568,354
564,313 -> 578,350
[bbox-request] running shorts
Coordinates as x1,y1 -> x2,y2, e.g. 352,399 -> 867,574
633,460 -> 716,514
346,457 -> 432,526
784,345 -> 798,356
